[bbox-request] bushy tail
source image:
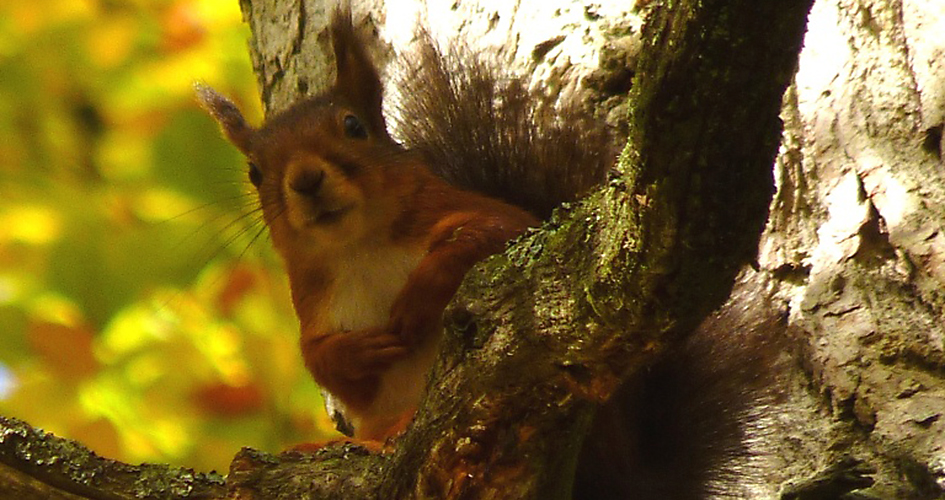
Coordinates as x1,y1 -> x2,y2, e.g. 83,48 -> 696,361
391,36 -> 615,220
575,272 -> 787,499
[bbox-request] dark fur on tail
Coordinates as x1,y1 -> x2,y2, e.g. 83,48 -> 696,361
392,36 -> 615,220
574,272 -> 786,499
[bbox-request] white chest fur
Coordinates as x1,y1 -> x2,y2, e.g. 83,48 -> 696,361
328,245 -> 424,331
323,244 -> 441,435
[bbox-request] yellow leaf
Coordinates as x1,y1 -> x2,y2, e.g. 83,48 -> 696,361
86,14 -> 138,69
0,205 -> 63,245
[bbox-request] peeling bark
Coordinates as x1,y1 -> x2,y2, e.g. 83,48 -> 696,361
759,1 -> 945,497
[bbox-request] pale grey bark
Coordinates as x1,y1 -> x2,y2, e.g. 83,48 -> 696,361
758,1 -> 945,497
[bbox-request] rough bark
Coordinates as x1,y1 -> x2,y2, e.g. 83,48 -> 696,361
10,0 -> 944,499
758,1 -> 945,498
0,416 -> 226,499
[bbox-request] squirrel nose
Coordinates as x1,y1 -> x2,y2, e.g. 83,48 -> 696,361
290,170 -> 325,197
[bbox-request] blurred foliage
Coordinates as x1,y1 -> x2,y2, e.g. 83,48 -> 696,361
0,0 -> 338,473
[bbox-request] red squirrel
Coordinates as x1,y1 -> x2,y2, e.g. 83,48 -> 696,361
197,7 -> 607,442
199,6 -> 781,498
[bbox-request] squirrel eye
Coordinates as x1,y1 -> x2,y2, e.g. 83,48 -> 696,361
343,114 -> 368,139
247,161 -> 263,188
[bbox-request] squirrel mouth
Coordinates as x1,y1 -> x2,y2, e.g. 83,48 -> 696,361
309,205 -> 352,225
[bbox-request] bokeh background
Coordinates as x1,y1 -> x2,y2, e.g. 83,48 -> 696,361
0,0 -> 336,473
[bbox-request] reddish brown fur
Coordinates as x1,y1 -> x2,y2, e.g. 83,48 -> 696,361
199,6 -> 538,442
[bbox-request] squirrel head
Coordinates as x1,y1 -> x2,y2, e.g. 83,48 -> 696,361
197,7 -> 409,258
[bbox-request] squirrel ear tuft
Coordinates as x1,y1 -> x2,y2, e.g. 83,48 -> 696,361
194,83 -> 254,153
329,6 -> 386,135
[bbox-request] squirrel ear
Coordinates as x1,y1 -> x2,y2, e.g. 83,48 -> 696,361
330,6 -> 386,134
194,83 -> 254,153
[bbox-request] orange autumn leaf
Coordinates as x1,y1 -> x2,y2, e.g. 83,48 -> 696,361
27,320 -> 99,379
217,265 -> 257,316
162,1 -> 207,53
193,381 -> 264,417
71,418 -> 123,460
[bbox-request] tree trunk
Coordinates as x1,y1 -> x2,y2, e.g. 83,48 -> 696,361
759,1 -> 945,498
3,0 -> 943,499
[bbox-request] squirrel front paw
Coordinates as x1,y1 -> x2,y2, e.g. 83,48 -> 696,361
310,328 -> 409,380
388,274 -> 453,347
301,329 -> 409,409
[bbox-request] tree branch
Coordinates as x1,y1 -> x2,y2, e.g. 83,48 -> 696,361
0,416 -> 225,499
